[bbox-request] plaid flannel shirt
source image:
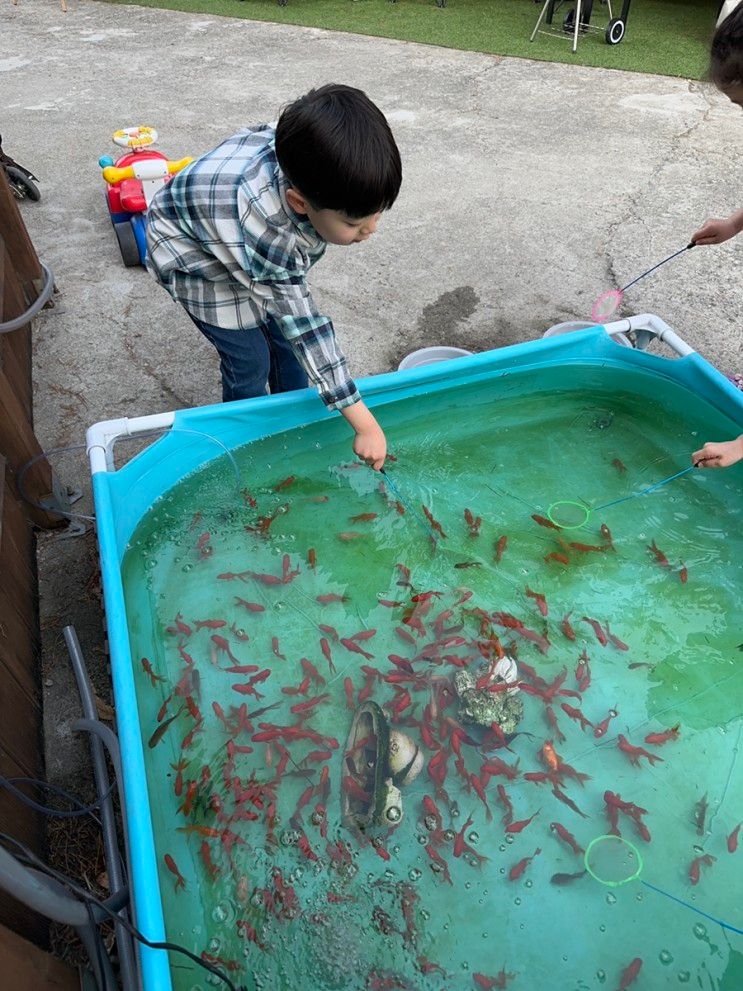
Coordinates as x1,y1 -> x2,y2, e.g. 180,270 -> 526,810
145,124 -> 361,411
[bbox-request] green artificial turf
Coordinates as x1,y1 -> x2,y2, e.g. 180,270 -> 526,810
101,0 -> 715,79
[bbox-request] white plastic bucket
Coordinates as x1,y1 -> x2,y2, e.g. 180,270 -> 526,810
398,346 -> 474,371
543,320 -> 632,348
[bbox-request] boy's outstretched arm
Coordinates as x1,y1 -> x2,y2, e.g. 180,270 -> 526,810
692,207 -> 743,245
692,435 -> 743,468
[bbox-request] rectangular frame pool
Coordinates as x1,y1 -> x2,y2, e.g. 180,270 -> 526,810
87,314 -> 743,990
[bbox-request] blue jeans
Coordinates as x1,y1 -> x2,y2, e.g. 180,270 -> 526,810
187,313 -> 308,403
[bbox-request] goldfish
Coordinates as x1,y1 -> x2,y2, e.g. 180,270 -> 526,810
617,957 -> 642,991
544,705 -> 565,744
727,823 -> 741,853
350,512 -> 378,523
464,508 -> 482,538
418,957 -> 447,977
694,794 -> 708,836
495,535 -> 508,562
343,678 -> 355,710
163,853 -> 186,891
508,847 -> 540,881
617,734 -> 664,767
236,920 -> 265,950
569,541 -> 605,553
199,840 -> 220,880
307,547 -> 317,570
531,513 -> 560,530
581,616 -> 608,646
338,531 -> 364,541
453,813 -> 474,858
604,623 -> 629,651
551,785 -> 588,819
525,586 -> 548,617
222,663 -> 259,675
342,775 -> 371,803
550,869 -> 587,885
273,474 -> 296,491
193,618 -> 225,630
593,707 -> 619,738
549,821 -> 583,855
147,706 -> 185,748
505,810 -> 539,834
339,637 -> 374,660
421,504 -> 447,539
290,694 -> 330,716
316,593 -> 348,605
177,824 -> 221,839
541,741 -> 560,772
210,634 -> 239,663
599,523 -> 615,551
173,613 -> 192,637
679,563 -> 688,584
170,758 -> 188,797
689,854 -> 716,885
611,458 -> 627,474
473,971 -> 516,990
141,657 -> 165,687
545,552 -> 570,565
644,724 -> 680,746
425,843 -> 453,884
648,539 -> 671,569
245,569 -> 283,585
560,702 -> 593,732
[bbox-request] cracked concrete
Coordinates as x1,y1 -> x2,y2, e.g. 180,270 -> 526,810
1,0 -> 741,795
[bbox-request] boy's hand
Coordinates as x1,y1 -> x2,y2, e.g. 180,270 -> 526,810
340,400 -> 387,471
353,422 -> 387,471
692,435 -> 743,468
691,217 -> 741,245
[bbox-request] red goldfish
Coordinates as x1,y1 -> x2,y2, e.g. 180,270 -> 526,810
508,847 -> 540,881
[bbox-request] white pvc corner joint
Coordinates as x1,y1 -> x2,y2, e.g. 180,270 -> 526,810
86,411 -> 176,475
602,313 -> 695,358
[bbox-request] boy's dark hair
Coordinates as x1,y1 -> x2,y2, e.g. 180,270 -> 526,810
711,5 -> 743,88
275,83 -> 402,219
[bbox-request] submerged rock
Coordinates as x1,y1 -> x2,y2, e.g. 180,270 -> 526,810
453,660 -> 524,733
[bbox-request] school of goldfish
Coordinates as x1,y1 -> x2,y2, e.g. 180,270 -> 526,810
135,466 -> 737,991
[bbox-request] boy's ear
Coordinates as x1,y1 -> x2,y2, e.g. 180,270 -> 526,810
285,187 -> 310,215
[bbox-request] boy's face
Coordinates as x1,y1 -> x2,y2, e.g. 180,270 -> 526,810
286,187 -> 381,246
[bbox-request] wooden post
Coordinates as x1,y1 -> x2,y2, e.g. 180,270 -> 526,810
0,168 -> 66,529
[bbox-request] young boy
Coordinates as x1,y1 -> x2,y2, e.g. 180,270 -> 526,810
688,8 -> 743,469
145,84 -> 402,471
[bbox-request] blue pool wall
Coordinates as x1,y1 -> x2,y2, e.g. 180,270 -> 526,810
90,327 -> 743,991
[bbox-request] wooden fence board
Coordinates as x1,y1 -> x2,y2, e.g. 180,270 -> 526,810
0,923 -> 77,990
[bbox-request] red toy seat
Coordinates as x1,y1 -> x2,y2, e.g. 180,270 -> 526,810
119,178 -> 147,214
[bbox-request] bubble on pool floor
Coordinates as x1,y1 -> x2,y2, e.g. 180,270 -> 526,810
660,950 -> 674,965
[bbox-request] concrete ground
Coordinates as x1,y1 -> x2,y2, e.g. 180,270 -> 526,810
2,0 -> 742,800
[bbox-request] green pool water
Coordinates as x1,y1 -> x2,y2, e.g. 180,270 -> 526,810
121,364 -> 743,991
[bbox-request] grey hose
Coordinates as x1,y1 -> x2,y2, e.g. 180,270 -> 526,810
0,262 -> 54,333
0,846 -> 91,925
64,626 -> 139,991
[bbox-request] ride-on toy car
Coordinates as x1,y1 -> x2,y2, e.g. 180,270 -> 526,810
99,127 -> 192,268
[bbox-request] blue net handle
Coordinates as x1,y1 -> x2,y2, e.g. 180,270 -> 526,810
593,465 -> 695,513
